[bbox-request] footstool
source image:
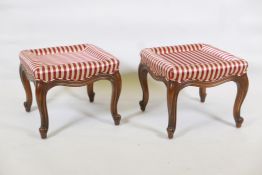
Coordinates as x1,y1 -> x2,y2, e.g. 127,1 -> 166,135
138,43 -> 249,139
19,44 -> 122,139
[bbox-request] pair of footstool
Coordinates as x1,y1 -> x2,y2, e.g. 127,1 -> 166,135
19,43 -> 248,139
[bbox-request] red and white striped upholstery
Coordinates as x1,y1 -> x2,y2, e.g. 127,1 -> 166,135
140,44 -> 248,82
19,44 -> 120,82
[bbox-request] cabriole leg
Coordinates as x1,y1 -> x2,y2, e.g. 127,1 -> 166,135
87,83 -> 95,102
19,64 -> 32,112
138,63 -> 149,111
233,74 -> 249,128
199,87 -> 207,103
35,82 -> 49,139
166,82 -> 181,139
110,71 -> 122,125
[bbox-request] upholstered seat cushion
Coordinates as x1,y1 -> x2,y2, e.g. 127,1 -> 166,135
140,43 -> 248,82
19,44 -> 119,82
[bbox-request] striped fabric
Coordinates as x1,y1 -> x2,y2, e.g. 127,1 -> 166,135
140,44 -> 248,83
19,44 -> 119,82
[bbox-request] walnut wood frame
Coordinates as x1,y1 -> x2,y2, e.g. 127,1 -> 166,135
19,64 -> 122,139
138,63 -> 249,139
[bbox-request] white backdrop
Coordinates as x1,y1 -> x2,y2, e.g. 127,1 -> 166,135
1,0 -> 262,74
0,0 -> 262,175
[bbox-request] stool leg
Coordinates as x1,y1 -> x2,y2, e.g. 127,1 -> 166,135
166,82 -> 181,139
138,63 -> 149,111
110,71 -> 122,125
19,64 -> 32,112
199,87 -> 207,103
35,82 -> 49,139
87,83 -> 95,102
233,74 -> 249,128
